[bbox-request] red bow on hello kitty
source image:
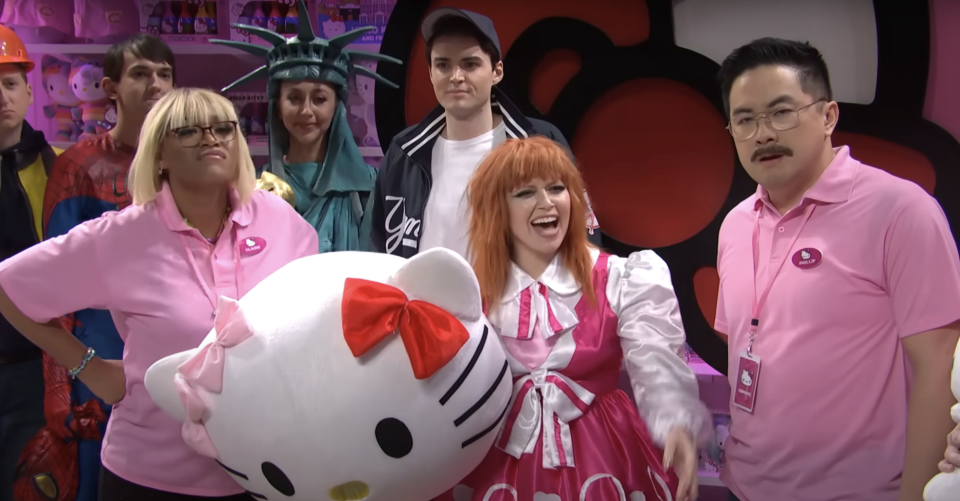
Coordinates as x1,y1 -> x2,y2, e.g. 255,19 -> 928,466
341,278 -> 468,380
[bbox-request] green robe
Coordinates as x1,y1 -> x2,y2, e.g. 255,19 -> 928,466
261,102 -> 375,253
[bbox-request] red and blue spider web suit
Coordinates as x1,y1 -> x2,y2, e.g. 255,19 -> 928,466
14,134 -> 133,501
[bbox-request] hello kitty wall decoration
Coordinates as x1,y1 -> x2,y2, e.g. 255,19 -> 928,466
923,338 -> 960,501
145,249 -> 513,501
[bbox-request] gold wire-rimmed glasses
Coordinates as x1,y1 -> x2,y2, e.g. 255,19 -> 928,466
726,99 -> 826,141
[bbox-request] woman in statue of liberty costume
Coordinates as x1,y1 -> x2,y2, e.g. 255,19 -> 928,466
210,0 -> 400,252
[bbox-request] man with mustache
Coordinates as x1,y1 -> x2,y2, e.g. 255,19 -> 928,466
0,26 -> 63,501
365,7 -> 600,259
713,38 -> 960,501
36,33 -> 175,501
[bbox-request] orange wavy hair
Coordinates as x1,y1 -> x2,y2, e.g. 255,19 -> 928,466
467,135 -> 596,313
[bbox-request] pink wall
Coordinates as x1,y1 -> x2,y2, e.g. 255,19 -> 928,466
924,0 -> 960,141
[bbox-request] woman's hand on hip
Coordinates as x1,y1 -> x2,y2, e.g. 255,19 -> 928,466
78,357 -> 126,405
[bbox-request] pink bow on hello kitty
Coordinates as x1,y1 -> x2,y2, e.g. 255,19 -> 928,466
175,297 -> 253,458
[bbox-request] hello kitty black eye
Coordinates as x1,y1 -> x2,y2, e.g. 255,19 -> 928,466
262,461 -> 295,496
375,417 -> 413,458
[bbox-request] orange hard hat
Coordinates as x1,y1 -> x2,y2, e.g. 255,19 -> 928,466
0,24 -> 33,73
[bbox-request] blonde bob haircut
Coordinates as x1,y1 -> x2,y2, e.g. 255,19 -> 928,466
467,135 -> 596,313
129,88 -> 257,206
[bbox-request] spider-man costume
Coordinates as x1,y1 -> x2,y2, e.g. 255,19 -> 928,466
16,134 -> 133,501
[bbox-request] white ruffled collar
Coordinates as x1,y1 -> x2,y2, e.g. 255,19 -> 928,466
496,254 -> 582,340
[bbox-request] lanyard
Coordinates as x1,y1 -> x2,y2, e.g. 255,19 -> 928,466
748,202 -> 817,355
179,223 -> 243,319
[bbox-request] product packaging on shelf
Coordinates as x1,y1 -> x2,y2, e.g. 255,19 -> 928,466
346,72 -> 379,149
701,412 -> 731,472
2,0 -> 140,44
227,91 -> 269,150
316,0 -> 394,44
229,0 -> 305,45
137,0 -> 226,43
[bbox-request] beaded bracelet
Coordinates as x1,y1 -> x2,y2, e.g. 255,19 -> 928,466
68,347 -> 96,379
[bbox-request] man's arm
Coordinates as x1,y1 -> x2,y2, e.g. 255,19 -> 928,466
900,326 -> 960,500
880,193 -> 960,501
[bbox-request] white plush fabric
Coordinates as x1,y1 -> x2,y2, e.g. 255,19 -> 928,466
923,338 -> 960,501
145,249 -> 513,501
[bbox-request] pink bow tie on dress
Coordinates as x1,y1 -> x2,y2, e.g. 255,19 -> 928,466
175,297 -> 253,458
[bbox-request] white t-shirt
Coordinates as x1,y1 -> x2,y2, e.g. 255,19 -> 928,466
420,121 -> 507,260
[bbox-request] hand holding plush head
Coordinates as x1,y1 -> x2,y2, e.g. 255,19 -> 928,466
145,249 -> 512,501
924,338 -> 960,501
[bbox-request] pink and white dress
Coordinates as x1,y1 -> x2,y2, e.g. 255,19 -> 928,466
438,249 -> 710,501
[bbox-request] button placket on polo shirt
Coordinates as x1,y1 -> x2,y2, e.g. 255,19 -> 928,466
210,224 -> 239,310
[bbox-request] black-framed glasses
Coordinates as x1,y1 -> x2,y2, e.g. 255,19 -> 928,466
170,121 -> 238,147
726,100 -> 826,141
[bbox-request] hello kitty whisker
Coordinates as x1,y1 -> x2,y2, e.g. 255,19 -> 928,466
440,326 -> 490,406
454,360 -> 509,427
462,397 -> 511,449
216,459 -> 248,479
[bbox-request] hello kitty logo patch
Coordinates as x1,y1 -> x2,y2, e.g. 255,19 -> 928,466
37,4 -> 55,17
104,10 -> 123,24
240,237 -> 266,256
791,247 -> 823,269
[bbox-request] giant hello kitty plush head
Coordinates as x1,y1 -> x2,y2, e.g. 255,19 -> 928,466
923,338 -> 960,501
145,249 -> 512,501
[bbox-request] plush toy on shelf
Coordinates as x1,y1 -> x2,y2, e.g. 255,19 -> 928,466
69,57 -> 108,140
40,55 -> 82,142
923,338 -> 960,501
144,249 -> 513,501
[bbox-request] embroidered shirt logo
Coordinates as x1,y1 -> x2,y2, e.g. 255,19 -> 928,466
384,196 -> 421,254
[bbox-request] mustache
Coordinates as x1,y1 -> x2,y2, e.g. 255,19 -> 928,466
752,145 -> 794,162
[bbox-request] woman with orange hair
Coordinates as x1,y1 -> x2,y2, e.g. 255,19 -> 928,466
439,136 -> 710,501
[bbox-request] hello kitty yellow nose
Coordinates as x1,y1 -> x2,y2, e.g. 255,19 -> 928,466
58,91 -> 63,95
328,480 -> 369,500
82,87 -> 87,91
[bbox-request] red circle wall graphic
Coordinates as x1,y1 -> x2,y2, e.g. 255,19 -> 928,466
375,0 -> 960,374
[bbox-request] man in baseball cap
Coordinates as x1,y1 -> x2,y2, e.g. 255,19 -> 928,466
365,7 -> 601,258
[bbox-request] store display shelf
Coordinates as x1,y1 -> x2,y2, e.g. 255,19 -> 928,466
26,43 -> 380,56
51,142 -> 383,158
698,470 -> 724,487
26,43 -> 259,56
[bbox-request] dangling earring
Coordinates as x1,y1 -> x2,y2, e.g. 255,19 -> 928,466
158,161 -> 165,176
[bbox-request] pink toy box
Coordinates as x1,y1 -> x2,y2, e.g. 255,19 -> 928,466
1,0 -> 139,43
136,0 -> 227,44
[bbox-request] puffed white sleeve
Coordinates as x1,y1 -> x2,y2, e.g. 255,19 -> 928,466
608,251 -> 713,448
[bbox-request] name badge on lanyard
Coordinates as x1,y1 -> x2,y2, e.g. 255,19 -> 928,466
737,202 -> 817,413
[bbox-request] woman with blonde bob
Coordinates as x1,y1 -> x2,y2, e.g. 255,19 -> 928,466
0,88 -> 317,501
439,136 -> 710,501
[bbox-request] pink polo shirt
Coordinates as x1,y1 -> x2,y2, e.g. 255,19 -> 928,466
0,183 -> 318,496
714,146 -> 960,501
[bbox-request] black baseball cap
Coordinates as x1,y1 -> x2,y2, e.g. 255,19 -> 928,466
420,7 -> 502,58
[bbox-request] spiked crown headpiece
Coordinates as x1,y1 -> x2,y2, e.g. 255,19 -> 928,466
210,0 -> 401,93
209,0 -> 402,183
